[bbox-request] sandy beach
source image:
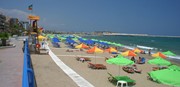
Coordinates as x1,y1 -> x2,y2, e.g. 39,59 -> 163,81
31,41 -> 175,87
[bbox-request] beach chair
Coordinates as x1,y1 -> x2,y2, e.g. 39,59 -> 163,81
134,68 -> 142,73
66,49 -> 73,52
152,66 -> 167,71
88,62 -> 106,69
132,65 -> 142,73
107,73 -> 136,86
76,57 -> 91,62
122,66 -> 135,74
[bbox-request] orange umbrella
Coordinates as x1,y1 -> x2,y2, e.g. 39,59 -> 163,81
75,43 -> 89,49
121,50 -> 137,57
132,48 -> 143,53
106,47 -> 118,53
152,52 -> 166,58
87,46 -> 103,53
87,46 -> 104,63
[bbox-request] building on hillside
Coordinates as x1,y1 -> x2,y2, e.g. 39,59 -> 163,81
0,14 -> 6,31
9,18 -> 19,27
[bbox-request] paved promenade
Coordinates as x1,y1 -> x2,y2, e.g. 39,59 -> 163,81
0,38 -> 24,87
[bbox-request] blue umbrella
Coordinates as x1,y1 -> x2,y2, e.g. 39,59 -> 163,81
52,37 -> 60,43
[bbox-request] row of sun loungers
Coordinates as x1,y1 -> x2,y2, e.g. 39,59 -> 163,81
74,56 -> 137,86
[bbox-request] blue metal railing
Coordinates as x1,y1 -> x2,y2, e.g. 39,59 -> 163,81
22,39 -> 36,87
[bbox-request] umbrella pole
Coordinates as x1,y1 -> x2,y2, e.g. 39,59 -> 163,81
119,66 -> 120,75
81,49 -> 82,57
95,53 -> 96,64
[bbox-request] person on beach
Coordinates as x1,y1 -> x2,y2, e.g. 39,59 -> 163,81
148,49 -> 151,55
41,39 -> 45,49
43,39 -> 49,54
131,56 -> 136,63
137,57 -> 142,63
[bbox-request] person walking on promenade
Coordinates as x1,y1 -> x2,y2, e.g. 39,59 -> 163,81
22,39 -> 25,53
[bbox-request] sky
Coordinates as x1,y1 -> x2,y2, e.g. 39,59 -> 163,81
0,0 -> 180,36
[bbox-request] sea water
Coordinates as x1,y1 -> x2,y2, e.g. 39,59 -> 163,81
83,35 -> 180,61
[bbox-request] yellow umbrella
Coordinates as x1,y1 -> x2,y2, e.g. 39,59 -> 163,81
106,47 -> 118,53
152,52 -> 166,58
132,48 -> 143,53
75,43 -> 89,49
121,50 -> 137,57
38,35 -> 46,41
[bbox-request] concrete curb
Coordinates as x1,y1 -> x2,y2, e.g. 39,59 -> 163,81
0,44 -> 16,49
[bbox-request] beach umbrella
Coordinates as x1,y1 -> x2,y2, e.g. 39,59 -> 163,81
72,38 -> 78,41
75,43 -> 89,49
121,50 -> 137,57
75,43 -> 89,57
106,56 -> 134,75
52,37 -> 60,43
163,51 -> 176,56
85,39 -> 94,46
115,43 -> 123,47
60,37 -> 66,41
148,69 -> 180,86
106,47 -> 118,53
132,48 -> 143,53
148,57 -> 171,66
66,39 -> 76,44
87,46 -> 103,63
87,46 -> 103,53
152,52 -> 166,58
107,56 -> 134,66
168,65 -> 180,71
38,35 -> 46,41
99,42 -> 109,47
48,35 -> 54,39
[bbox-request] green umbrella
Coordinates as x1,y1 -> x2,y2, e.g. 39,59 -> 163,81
106,56 -> 134,65
163,51 -> 176,56
168,65 -> 180,71
72,38 -> 78,41
148,69 -> 180,86
148,57 -> 171,66
91,39 -> 98,41
49,35 -> 54,39
106,56 -> 134,75
115,43 -> 123,47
